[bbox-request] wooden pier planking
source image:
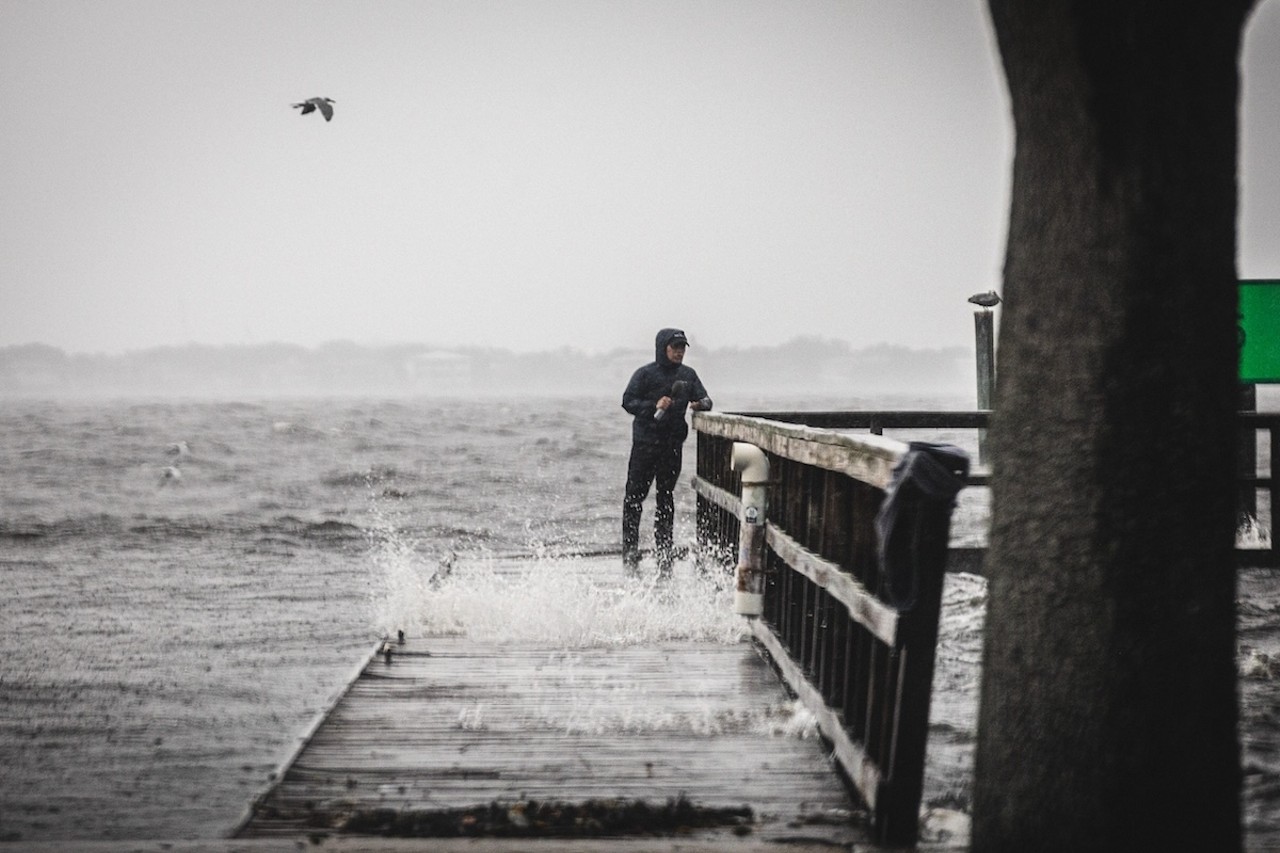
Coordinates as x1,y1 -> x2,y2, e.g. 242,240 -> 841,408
238,620 -> 866,844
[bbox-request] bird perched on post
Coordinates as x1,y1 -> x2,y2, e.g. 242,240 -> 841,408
292,97 -> 335,121
968,290 -> 1002,308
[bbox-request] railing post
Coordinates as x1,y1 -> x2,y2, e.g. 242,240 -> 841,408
1240,384 -> 1258,524
1271,427 -> 1279,563
968,291 -> 1000,466
731,442 -> 769,616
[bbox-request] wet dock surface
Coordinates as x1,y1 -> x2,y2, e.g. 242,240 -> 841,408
235,631 -> 867,845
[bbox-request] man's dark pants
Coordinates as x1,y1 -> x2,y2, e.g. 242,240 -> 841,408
622,439 -> 683,570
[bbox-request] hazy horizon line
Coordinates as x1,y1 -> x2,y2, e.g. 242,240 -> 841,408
0,335 -> 975,359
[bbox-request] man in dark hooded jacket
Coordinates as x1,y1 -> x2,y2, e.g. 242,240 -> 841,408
621,328 -> 712,573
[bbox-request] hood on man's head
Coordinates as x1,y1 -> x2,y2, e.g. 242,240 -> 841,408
654,328 -> 690,364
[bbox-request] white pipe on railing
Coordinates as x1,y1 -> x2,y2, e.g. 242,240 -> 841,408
731,442 -> 769,616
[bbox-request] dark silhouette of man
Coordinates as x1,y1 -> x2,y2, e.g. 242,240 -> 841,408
620,328 -> 712,573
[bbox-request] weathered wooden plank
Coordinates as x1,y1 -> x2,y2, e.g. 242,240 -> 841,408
711,410 -> 992,431
692,475 -> 738,516
688,479 -> 898,645
238,631 -> 865,844
694,412 -> 903,489
766,525 -> 899,646
747,617 -> 883,813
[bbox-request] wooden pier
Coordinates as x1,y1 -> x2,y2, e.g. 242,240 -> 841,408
233,410 -> 998,849
235,558 -> 868,847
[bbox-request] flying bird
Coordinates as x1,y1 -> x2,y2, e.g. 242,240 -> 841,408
968,290 -> 1002,308
292,97 -> 335,121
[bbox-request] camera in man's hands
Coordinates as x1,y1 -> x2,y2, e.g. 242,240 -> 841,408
653,380 -> 691,420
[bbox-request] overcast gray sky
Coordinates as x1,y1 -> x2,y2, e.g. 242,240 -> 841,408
2,1 -> 1278,355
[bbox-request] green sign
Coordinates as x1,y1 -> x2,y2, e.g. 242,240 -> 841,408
1241,280 -> 1280,383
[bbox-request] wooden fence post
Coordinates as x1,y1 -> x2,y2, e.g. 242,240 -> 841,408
974,306 -> 996,464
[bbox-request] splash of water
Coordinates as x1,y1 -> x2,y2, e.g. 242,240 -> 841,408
1239,515 -> 1272,550
365,495 -> 746,648
381,553 -> 748,647
365,493 -> 438,635
358,496 -> 828,739
515,690 -> 820,738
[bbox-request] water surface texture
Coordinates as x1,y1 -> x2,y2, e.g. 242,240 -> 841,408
0,396 -> 1274,847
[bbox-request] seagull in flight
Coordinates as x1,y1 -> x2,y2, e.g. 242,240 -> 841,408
292,97 -> 335,121
968,290 -> 1002,308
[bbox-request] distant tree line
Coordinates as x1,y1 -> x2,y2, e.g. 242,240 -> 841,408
0,337 -> 973,400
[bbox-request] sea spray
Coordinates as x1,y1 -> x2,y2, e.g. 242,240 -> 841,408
365,492 -> 440,635
355,491 -> 840,739
1239,514 -> 1273,550
365,484 -> 747,646
377,551 -> 749,647
519,680 -> 820,738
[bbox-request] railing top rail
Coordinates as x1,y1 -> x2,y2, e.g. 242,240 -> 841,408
726,409 -> 1280,430
726,409 -> 992,430
694,410 -> 906,489
1239,411 -> 1280,427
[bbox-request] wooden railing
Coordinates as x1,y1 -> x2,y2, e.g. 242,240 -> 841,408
1240,412 -> 1280,566
692,411 -> 962,845
713,409 -> 1280,569
692,407 -> 1279,843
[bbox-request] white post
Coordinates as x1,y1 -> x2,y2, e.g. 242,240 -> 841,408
731,442 -> 769,616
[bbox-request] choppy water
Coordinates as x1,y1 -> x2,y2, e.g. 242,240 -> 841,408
0,396 -> 1276,847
